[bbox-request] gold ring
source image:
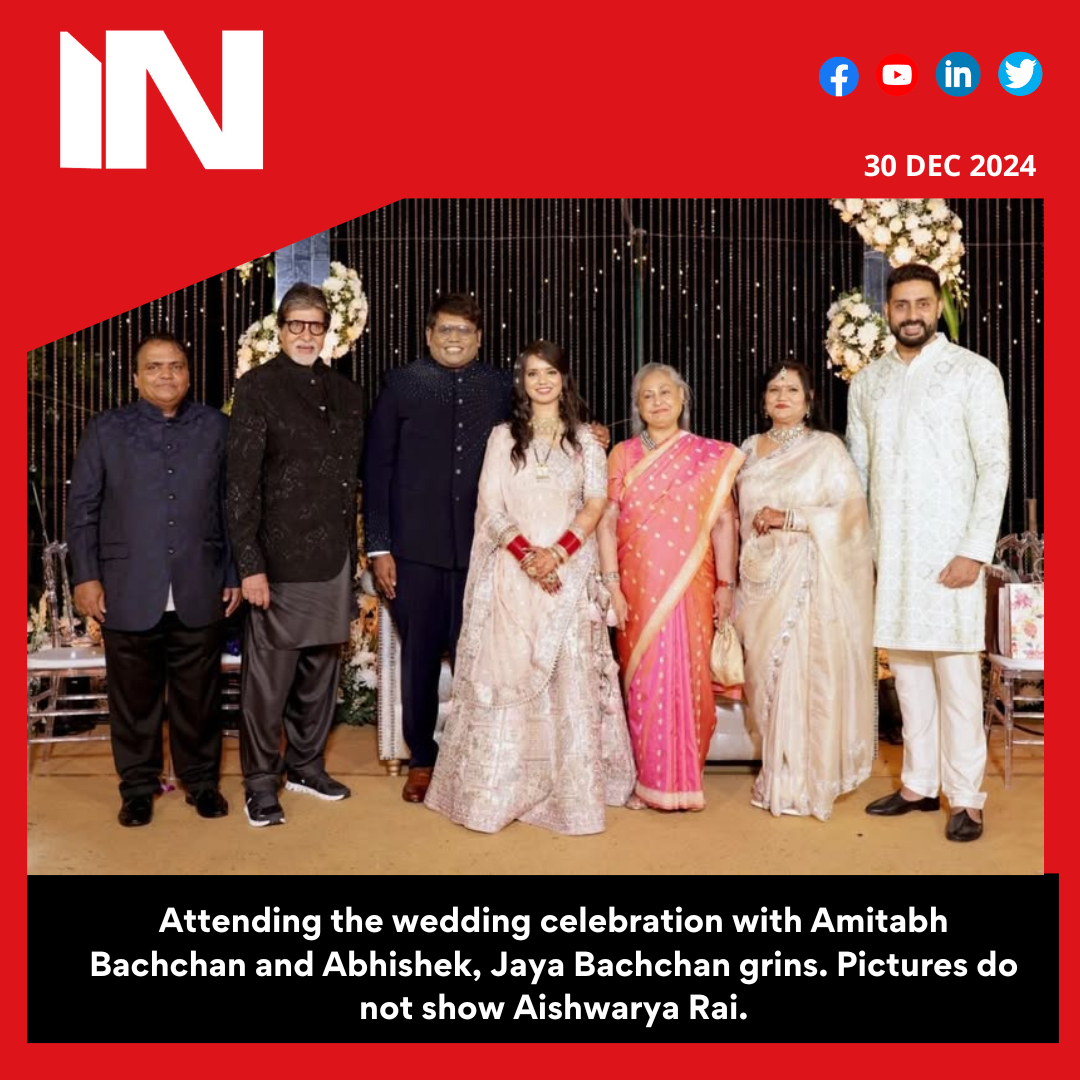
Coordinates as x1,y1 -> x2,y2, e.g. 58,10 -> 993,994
527,566 -> 537,578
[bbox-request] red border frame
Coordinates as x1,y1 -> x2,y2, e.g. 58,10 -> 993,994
12,2 -> 1063,1068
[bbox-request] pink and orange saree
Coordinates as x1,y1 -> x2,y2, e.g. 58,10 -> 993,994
608,432 -> 744,810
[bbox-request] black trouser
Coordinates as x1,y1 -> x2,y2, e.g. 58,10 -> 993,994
238,618 -> 341,794
102,614 -> 223,799
390,559 -> 467,768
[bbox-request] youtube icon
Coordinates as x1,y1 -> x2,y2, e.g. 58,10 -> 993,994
878,52 -> 919,94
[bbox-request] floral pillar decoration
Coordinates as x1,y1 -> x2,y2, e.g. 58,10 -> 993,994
827,198 -> 967,381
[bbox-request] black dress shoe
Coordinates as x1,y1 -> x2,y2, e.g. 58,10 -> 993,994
118,795 -> 154,827
946,810 -> 984,842
186,789 -> 229,819
865,790 -> 941,816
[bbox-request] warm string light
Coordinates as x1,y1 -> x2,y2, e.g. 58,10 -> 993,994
30,200 -> 1044,577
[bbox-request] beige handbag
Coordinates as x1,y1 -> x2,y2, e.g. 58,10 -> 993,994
710,619 -> 745,686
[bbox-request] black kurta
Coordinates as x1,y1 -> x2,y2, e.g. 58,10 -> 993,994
227,354 -> 364,583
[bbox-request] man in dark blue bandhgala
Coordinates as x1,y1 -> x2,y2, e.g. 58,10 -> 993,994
363,294 -> 512,803
68,332 -> 240,827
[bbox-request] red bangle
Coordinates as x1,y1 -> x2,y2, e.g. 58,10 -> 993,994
556,530 -> 582,557
507,535 -> 532,562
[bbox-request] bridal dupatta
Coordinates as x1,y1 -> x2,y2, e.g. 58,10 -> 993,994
734,431 -> 874,820
608,432 -> 744,810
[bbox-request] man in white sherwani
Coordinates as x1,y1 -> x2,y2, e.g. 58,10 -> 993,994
847,263 -> 1010,842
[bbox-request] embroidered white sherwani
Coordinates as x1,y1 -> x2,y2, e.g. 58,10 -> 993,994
846,335 -> 1010,652
846,334 -> 1010,810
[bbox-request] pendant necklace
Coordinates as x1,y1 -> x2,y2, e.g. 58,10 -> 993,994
533,437 -> 556,479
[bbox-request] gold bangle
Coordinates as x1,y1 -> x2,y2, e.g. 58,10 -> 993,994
552,544 -> 569,564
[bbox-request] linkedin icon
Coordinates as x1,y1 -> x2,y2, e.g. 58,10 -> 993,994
936,51 -> 981,96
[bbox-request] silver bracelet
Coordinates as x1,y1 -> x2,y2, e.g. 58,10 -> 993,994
602,571 -> 621,584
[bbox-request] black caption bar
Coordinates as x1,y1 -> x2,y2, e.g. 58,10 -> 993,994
28,874 -> 1057,1042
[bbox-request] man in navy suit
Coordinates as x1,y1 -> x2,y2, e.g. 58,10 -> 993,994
364,294 -> 511,802
68,333 -> 240,827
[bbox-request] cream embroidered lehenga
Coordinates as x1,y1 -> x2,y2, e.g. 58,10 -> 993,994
734,430 -> 875,820
424,424 -> 636,834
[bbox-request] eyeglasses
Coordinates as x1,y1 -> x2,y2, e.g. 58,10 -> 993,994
283,320 -> 327,336
433,324 -> 477,338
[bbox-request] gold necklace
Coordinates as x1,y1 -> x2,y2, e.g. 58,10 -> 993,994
531,417 -> 563,438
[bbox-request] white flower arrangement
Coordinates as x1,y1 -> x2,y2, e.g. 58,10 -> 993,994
321,261 -> 370,361
234,255 -> 274,284
337,620 -> 378,725
27,596 -> 48,654
825,290 -> 896,382
235,313 -> 281,379
830,198 -> 967,338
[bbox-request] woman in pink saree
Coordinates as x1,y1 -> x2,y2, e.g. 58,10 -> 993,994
735,362 -> 874,820
598,364 -> 744,811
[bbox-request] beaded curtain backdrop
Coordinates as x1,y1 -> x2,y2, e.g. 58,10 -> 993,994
27,199 -> 1043,594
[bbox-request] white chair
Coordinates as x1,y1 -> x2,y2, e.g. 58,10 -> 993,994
221,652 -> 242,735
982,532 -> 1044,787
28,646 -> 248,779
984,652 -> 1043,788
27,646 -> 111,778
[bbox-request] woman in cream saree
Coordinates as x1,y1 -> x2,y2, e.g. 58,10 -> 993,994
735,361 -> 874,820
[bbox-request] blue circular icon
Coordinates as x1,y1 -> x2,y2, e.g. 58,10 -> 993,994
935,52 -> 981,96
998,51 -> 1041,95
819,56 -> 859,97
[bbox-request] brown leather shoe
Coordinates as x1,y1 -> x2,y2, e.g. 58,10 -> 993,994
402,767 -> 433,803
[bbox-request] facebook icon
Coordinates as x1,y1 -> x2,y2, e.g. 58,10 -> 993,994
819,56 -> 859,97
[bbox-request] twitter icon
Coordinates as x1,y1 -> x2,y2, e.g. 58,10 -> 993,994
999,52 -> 1042,95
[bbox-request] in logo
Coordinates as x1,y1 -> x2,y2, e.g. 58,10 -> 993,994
818,57 -> 859,97
60,30 -> 263,169
936,52 -> 981,96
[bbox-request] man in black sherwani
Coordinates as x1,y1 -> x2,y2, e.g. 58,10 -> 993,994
363,294 -> 512,802
227,283 -> 365,827
67,333 -> 240,827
